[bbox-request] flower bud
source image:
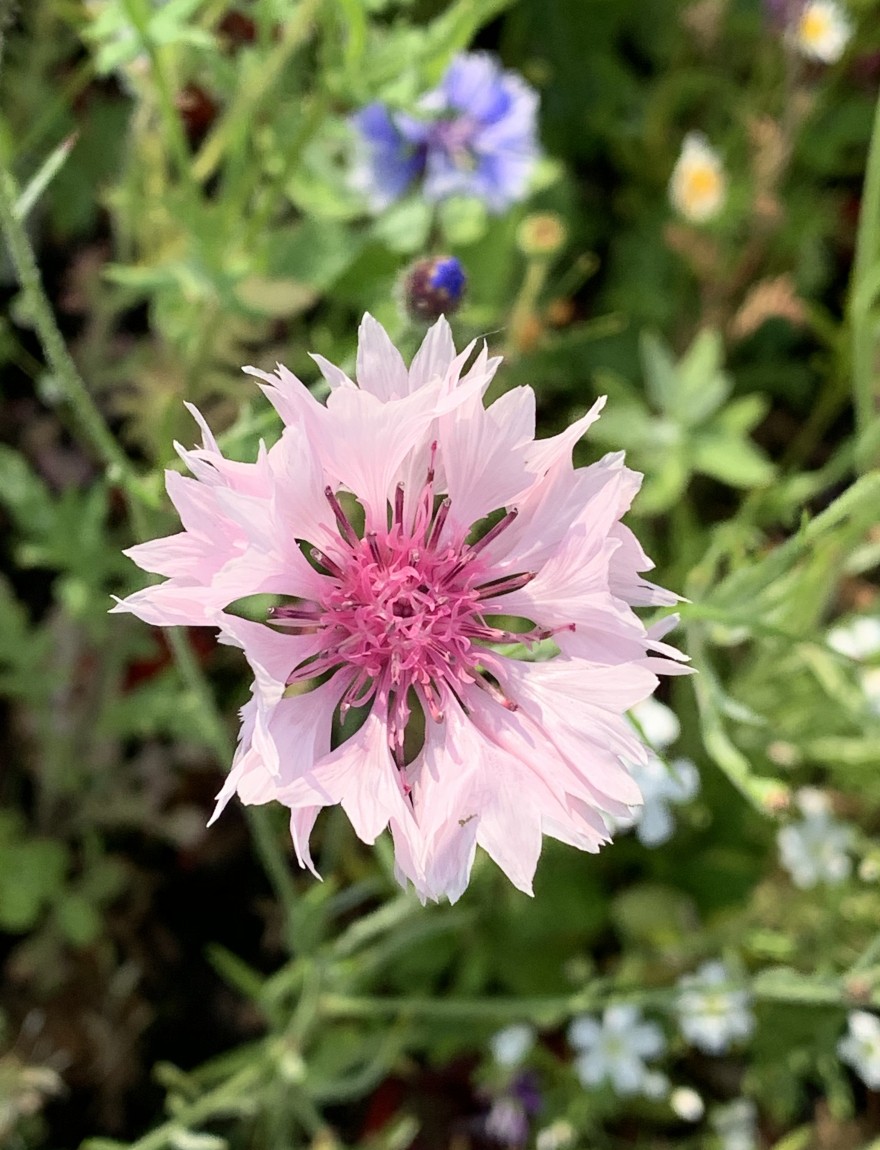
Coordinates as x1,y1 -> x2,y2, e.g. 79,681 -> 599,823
402,255 -> 467,321
516,212 -> 566,257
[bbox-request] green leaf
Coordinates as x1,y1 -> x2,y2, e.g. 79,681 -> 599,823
0,838 -> 67,932
692,432 -> 775,489
673,329 -> 731,426
14,134 -> 77,223
233,276 -> 317,318
438,196 -> 489,246
0,446 -> 54,539
269,219 -> 366,290
639,331 -> 678,413
370,197 -> 432,254
717,394 -> 770,436
55,893 -> 102,947
638,451 -> 690,514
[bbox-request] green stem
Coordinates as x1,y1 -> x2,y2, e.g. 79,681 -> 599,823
166,627 -> 300,942
120,0 -> 200,200
849,88 -> 880,471
0,163 -> 133,481
90,1061 -> 264,1150
192,0 -> 324,185
318,974 -> 872,1027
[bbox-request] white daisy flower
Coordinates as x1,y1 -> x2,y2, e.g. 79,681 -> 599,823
669,134 -> 727,223
793,0 -> 852,63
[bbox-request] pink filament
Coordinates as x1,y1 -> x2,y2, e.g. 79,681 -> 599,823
281,468 -> 545,754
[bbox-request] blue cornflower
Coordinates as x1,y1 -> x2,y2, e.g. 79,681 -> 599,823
352,52 -> 539,213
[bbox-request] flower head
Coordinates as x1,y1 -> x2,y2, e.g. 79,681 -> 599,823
828,616 -> 880,714
490,1024 -> 536,1068
114,315 -> 686,902
827,615 -> 880,661
675,961 -> 755,1054
535,1121 -> 575,1150
669,134 -> 727,223
568,1005 -> 667,1097
711,1099 -> 757,1150
777,789 -> 853,889
838,1011 -> 880,1088
610,698 -> 697,846
621,755 -> 699,847
793,0 -> 851,62
352,52 -> 539,213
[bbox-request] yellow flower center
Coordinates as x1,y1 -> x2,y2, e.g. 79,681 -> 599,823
800,8 -> 830,45
684,166 -> 720,203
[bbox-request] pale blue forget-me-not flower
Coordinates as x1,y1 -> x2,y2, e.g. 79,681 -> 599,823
568,1005 -> 667,1097
777,788 -> 853,889
712,1099 -> 758,1150
838,1011 -> 880,1088
675,961 -> 755,1054
612,698 -> 699,846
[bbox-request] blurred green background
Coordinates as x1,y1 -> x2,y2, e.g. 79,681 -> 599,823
1,0 -> 880,1147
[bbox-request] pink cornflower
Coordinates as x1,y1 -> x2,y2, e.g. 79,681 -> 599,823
114,316 -> 688,902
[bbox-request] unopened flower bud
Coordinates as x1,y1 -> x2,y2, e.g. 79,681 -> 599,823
671,1086 -> 705,1122
516,212 -> 566,257
402,255 -> 467,322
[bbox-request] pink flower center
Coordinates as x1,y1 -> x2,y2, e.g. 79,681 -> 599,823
272,446 -> 549,763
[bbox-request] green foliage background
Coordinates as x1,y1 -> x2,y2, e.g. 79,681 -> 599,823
1,0 -> 880,1147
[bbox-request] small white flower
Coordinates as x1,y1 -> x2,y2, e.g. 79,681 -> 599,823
676,961 -> 755,1054
631,697 -> 680,751
568,1004 -> 666,1097
669,134 -> 727,223
535,1120 -> 575,1150
827,616 -> 880,660
490,1024 -> 535,1068
625,756 -> 700,847
793,0 -> 852,63
711,1099 -> 757,1150
671,1085 -> 705,1122
777,794 -> 853,888
838,1011 -> 880,1088
795,786 -> 831,818
827,617 -> 880,711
